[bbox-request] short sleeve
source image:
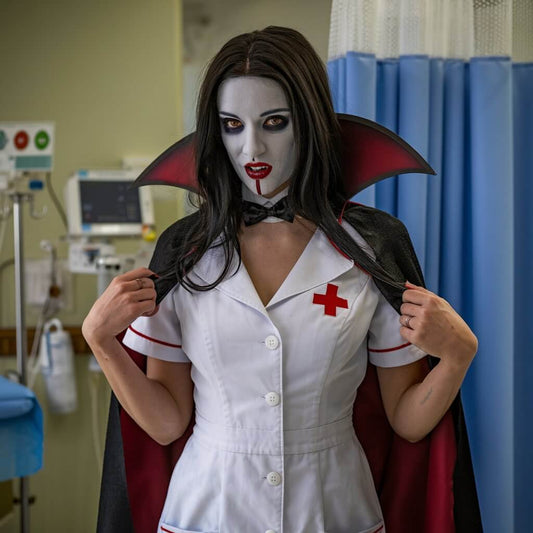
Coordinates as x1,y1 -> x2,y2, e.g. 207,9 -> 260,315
367,282 -> 426,367
122,287 -> 190,363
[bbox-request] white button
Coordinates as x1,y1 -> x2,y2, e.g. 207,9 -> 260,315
265,530 -> 277,533
266,471 -> 282,486
264,392 -> 280,407
265,335 -> 279,350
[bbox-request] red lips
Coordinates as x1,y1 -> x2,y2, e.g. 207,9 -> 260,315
245,162 -> 272,180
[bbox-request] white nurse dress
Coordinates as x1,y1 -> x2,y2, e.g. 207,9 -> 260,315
123,223 -> 426,533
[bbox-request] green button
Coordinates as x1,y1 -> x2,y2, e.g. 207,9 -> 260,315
35,130 -> 50,150
0,130 -> 6,150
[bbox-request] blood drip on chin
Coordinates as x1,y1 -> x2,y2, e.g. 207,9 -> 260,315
255,180 -> 262,195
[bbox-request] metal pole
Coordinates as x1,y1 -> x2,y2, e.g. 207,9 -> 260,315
13,193 -> 29,384
11,191 -> 31,533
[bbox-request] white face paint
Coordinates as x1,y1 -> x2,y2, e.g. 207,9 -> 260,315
217,76 -> 296,198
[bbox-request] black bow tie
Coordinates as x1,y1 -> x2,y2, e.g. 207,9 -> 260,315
242,197 -> 295,226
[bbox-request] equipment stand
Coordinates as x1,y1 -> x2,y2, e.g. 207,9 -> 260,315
10,191 -> 32,533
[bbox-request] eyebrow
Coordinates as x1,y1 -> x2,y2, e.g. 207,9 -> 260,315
218,108 -> 291,118
260,108 -> 290,117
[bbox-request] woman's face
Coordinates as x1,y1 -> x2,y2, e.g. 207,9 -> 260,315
217,76 -> 296,198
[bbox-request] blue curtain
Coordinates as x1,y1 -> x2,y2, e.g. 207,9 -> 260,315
328,52 -> 533,532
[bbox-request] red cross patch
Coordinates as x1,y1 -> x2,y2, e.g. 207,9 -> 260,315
312,283 -> 349,316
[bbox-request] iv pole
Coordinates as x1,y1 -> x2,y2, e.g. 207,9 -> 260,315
10,191 -> 30,533
8,188 -> 45,533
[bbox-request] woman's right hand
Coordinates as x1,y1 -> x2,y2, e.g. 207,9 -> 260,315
82,267 -> 159,347
81,269 -> 192,443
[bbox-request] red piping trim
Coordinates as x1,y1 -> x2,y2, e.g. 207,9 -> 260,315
368,341 -> 412,353
332,201 -> 372,277
354,261 -> 371,277
184,245 -> 197,258
160,527 -> 173,533
372,526 -> 384,533
337,199 -> 363,224
128,325 -> 182,349
326,234 -> 351,260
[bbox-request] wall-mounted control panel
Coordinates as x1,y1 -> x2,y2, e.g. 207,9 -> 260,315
0,122 -> 54,172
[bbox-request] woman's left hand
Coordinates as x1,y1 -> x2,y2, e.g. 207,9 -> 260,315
399,281 -> 478,369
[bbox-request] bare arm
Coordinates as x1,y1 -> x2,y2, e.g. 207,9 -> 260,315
377,282 -> 477,442
82,267 -> 194,445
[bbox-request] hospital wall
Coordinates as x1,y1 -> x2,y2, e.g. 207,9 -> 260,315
0,1 -> 183,531
0,0 -> 184,329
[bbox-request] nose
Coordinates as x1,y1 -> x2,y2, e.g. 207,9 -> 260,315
242,126 -> 266,160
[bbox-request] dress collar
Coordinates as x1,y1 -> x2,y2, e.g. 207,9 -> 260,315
192,225 -> 355,314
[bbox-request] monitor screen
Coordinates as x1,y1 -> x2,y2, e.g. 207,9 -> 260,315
80,181 -> 142,225
65,170 -> 154,237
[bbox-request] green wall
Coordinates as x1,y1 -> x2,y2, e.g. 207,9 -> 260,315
0,0 -> 184,328
0,1 -> 183,531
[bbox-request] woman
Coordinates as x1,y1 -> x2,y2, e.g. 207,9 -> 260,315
84,27 -> 479,533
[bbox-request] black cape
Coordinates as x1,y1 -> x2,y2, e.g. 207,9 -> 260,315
97,203 -> 482,533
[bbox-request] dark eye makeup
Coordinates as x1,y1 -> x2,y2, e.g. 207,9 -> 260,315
220,114 -> 290,134
221,118 -> 244,134
263,115 -> 289,131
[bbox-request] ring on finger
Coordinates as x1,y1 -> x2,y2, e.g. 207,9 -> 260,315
135,278 -> 143,290
404,315 -> 413,328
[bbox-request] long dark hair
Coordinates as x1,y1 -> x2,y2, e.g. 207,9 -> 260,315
171,26 -> 402,291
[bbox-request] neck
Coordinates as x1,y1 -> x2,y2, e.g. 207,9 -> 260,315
241,184 -> 289,206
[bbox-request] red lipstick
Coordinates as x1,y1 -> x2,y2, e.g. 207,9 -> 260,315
245,162 -> 272,180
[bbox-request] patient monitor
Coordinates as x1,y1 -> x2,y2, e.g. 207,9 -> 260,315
65,169 -> 154,238
65,169 -> 155,276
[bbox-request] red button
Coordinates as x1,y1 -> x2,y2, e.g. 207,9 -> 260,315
14,130 -> 29,150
